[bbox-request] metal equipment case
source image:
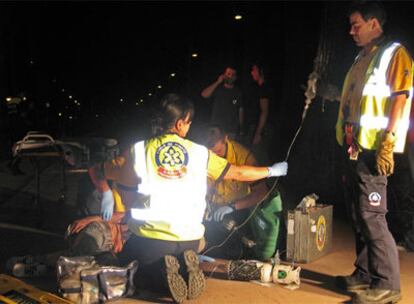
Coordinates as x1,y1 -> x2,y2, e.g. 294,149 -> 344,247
286,205 -> 333,263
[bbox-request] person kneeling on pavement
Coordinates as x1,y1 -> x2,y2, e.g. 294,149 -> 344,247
201,124 -> 270,260
88,94 -> 288,303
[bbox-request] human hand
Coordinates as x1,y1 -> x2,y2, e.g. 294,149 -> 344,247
268,161 -> 288,177
376,131 -> 395,176
213,205 -> 235,222
252,132 -> 262,145
217,74 -> 225,83
101,190 -> 114,221
70,216 -> 101,234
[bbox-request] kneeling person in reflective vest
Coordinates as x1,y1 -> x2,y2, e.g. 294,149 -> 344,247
88,93 -> 288,302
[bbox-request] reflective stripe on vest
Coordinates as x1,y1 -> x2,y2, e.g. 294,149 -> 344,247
131,138 -> 208,225
357,42 -> 412,153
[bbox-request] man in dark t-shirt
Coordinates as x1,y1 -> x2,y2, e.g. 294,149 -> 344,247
201,67 -> 243,138
243,64 -> 274,165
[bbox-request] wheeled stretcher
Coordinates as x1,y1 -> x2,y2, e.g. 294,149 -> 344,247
11,131 -> 119,212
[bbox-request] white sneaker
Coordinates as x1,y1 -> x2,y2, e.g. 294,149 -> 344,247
6,255 -> 35,271
12,262 -> 47,278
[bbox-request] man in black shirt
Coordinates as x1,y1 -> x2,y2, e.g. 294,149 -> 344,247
201,67 -> 243,139
244,64 -> 273,165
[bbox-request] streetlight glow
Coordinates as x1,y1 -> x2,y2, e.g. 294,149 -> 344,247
191,53 -> 198,58
157,85 -> 162,89
235,15 -> 243,20
170,73 -> 176,77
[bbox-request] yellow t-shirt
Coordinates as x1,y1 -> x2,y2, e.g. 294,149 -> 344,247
104,147 -> 140,211
208,139 -> 257,205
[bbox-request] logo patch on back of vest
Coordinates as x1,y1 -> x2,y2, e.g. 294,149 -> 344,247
155,142 -> 189,178
368,192 -> 381,206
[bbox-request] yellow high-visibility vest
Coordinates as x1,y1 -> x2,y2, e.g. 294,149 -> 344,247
336,41 -> 413,153
129,134 -> 209,241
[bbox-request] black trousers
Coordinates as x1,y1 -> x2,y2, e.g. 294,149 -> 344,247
343,150 -> 400,290
118,234 -> 199,291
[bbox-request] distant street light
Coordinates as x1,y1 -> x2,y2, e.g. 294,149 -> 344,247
234,15 -> 243,20
69,95 -> 73,99
191,53 -> 198,58
148,93 -> 152,96
170,73 -> 176,77
157,85 -> 162,89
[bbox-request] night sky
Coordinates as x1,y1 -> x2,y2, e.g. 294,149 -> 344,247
2,1 -> 414,143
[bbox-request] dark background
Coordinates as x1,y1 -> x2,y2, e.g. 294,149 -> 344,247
1,1 -> 414,243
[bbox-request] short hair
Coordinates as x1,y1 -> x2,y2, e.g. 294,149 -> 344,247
252,61 -> 266,79
151,93 -> 194,136
225,66 -> 237,72
348,1 -> 387,28
205,124 -> 226,149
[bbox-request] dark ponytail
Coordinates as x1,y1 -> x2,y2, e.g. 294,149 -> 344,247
151,93 -> 194,136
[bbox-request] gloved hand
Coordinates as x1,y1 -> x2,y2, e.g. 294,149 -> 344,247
376,131 -> 395,176
213,205 -> 235,222
100,190 -> 114,221
268,161 -> 288,177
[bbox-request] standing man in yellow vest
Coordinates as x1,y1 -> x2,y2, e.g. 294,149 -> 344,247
89,93 -> 288,303
335,2 -> 413,304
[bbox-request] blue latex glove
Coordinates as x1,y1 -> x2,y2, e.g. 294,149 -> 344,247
268,161 -> 288,177
213,205 -> 234,222
100,190 -> 114,221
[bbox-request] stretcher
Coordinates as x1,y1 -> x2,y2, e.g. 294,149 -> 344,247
11,131 -> 119,211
